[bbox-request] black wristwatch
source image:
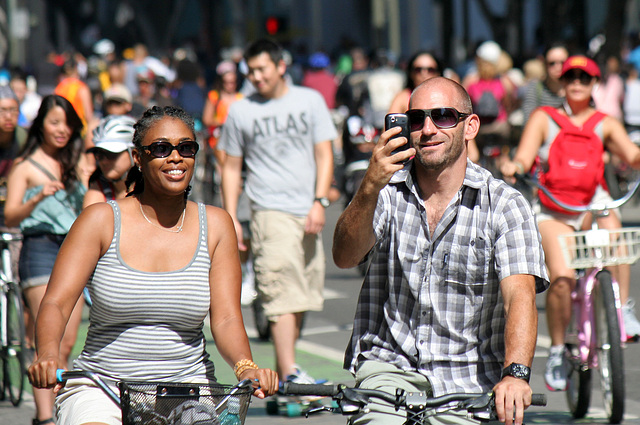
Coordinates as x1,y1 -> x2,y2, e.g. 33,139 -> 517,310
501,363 -> 531,383
314,197 -> 330,208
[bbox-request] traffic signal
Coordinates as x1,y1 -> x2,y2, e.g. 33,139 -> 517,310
265,16 -> 288,35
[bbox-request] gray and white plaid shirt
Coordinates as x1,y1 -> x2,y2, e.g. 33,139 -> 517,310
344,160 -> 549,396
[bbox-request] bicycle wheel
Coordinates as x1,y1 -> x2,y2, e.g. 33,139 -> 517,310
252,296 -> 270,341
2,282 -> 26,406
565,343 -> 592,418
593,270 -> 624,424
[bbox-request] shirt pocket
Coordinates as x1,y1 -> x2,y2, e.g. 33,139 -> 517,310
442,237 -> 492,335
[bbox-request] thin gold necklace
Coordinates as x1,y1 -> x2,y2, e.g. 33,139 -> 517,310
139,201 -> 186,233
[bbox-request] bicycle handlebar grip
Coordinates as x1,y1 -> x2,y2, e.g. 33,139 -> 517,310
531,393 -> 546,406
282,382 -> 341,397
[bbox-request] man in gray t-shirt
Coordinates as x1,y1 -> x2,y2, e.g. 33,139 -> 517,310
218,39 -> 336,383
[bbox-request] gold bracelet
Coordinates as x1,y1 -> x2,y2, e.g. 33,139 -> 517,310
234,359 -> 258,379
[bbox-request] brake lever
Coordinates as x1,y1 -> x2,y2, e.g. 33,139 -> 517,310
459,393 -> 497,422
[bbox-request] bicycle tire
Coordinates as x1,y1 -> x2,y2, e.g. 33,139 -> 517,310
2,282 -> 26,406
565,342 -> 591,419
593,270 -> 625,424
252,297 -> 270,341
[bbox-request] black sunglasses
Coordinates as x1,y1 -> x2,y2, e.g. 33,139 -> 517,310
547,60 -> 564,67
560,70 -> 594,85
407,108 -> 471,131
142,141 -> 199,158
412,66 -> 439,74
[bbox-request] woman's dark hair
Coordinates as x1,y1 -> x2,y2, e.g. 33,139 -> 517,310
19,94 -> 84,187
125,105 -> 196,198
405,50 -> 443,91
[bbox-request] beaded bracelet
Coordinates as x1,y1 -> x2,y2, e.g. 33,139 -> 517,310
234,359 -> 259,380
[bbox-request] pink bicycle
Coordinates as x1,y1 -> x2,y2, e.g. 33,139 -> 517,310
521,174 -> 640,424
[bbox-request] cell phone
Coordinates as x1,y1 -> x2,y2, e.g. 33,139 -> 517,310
384,113 -> 410,157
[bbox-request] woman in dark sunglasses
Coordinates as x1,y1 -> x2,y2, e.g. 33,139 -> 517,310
28,106 -> 278,424
388,50 -> 441,114
502,55 -> 640,392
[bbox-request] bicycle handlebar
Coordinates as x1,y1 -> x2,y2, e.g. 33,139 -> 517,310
281,382 -> 546,415
57,369 -> 121,406
515,173 -> 640,214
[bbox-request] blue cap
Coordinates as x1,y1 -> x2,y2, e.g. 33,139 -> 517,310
309,52 -> 330,69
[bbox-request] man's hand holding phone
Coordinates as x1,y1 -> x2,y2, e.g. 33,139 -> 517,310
360,114 -> 416,194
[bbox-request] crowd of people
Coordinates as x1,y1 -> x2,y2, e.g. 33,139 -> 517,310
0,33 -> 638,424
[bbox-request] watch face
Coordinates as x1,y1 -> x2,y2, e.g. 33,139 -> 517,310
511,364 -> 530,379
316,197 -> 330,207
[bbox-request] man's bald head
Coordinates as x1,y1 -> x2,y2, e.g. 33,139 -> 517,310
410,77 -> 473,114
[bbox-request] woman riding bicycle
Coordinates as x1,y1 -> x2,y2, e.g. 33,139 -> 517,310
501,55 -> 640,392
27,106 -> 278,424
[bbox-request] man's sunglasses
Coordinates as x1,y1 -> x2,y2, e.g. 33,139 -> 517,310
141,141 -> 199,158
407,108 -> 471,131
560,70 -> 594,85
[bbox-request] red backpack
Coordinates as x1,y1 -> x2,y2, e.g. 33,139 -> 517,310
537,106 -> 607,214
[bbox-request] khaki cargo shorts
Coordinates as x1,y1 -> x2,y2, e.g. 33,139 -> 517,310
251,210 -> 325,318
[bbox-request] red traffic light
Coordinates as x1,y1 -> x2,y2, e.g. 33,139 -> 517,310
266,16 -> 280,35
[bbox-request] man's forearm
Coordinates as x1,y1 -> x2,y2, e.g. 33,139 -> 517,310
502,275 -> 538,367
332,183 -> 378,269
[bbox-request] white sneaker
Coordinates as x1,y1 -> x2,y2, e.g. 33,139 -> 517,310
286,365 -> 316,384
240,260 -> 257,306
622,299 -> 640,341
544,345 -> 567,391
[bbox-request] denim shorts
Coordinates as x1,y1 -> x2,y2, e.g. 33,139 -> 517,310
19,233 -> 66,289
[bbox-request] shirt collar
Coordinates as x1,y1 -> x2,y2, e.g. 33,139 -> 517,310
390,158 -> 487,193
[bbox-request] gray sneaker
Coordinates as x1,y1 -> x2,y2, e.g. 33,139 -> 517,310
622,299 -> 640,341
544,346 -> 567,391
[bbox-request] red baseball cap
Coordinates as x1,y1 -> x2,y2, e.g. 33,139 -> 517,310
561,55 -> 601,79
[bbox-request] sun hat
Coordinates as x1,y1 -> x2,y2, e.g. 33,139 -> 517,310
104,83 -> 132,104
560,55 -> 601,79
88,115 -> 136,153
476,41 -> 502,65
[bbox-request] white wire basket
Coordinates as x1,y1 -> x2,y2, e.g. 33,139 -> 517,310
558,227 -> 640,269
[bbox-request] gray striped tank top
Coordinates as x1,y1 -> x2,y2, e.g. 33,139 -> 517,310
73,201 -> 216,383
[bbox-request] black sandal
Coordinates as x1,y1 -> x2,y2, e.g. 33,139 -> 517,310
32,419 -> 54,425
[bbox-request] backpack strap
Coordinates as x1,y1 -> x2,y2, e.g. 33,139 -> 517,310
541,106 -> 606,132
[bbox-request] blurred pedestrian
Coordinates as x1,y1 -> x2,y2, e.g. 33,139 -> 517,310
4,94 -> 87,425
219,39 -> 336,383
302,52 -> 338,110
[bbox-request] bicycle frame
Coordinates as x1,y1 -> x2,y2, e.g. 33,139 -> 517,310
570,267 -> 626,367
517,173 -> 640,423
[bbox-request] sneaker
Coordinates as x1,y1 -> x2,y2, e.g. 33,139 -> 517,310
544,345 -> 567,391
285,366 -> 323,402
286,365 -> 316,384
622,299 -> 640,341
240,261 -> 257,306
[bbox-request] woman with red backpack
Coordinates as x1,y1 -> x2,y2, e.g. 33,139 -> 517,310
501,55 -> 640,392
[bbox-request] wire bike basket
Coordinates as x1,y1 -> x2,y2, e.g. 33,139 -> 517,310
558,227 -> 640,269
118,381 -> 253,425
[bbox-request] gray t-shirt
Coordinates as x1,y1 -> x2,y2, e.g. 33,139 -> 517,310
219,85 -> 337,216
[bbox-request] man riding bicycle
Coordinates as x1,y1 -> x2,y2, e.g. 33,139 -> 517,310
334,77 -> 549,425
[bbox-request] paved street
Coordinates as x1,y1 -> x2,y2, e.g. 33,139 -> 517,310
3,199 -> 640,424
